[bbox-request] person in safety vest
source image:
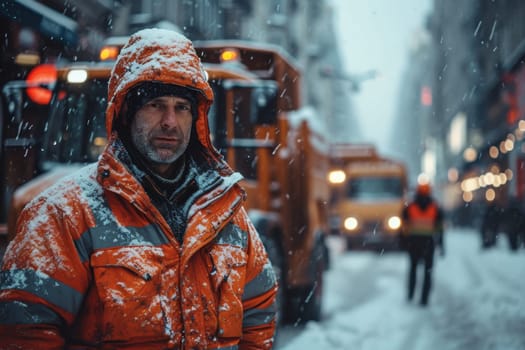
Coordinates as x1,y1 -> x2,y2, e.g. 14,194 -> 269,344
0,28 -> 277,349
401,182 -> 444,306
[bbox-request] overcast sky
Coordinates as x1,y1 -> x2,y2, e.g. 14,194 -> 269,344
330,0 -> 433,154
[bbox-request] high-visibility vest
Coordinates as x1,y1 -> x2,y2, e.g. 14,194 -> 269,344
406,202 -> 438,236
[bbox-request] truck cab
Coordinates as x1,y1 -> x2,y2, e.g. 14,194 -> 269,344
328,143 -> 408,250
1,62 -> 112,242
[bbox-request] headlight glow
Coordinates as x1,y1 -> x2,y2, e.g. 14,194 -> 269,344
387,216 -> 402,230
328,169 -> 346,184
344,217 -> 358,230
67,69 -> 88,83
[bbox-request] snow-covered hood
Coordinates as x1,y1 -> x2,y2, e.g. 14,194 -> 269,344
106,28 -> 216,157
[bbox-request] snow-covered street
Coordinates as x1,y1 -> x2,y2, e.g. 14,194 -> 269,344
276,228 -> 525,350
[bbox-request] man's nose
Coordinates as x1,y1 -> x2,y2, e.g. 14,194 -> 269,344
160,108 -> 180,129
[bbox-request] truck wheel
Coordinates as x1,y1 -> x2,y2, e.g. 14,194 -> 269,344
301,255 -> 324,322
285,242 -> 324,324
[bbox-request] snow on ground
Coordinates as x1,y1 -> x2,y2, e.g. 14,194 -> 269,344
277,228 -> 525,350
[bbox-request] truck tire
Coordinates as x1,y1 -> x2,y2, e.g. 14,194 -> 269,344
285,240 -> 324,324
302,253 -> 324,322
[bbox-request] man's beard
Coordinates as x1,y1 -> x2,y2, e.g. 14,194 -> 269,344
132,129 -> 188,165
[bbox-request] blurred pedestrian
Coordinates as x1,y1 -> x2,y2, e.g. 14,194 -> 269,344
401,182 -> 444,306
500,195 -> 525,251
480,201 -> 501,249
0,28 -> 277,349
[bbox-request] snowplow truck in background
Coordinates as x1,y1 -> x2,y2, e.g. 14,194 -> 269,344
194,42 -> 330,323
327,143 -> 408,251
0,61 -> 113,246
1,40 -> 331,324
0,62 -> 110,256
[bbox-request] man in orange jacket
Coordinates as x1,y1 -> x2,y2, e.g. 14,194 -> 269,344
401,182 -> 444,306
0,29 -> 277,349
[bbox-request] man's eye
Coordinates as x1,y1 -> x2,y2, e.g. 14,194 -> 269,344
176,104 -> 191,112
146,102 -> 161,109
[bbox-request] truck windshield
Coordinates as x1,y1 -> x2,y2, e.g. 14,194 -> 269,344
207,82 -> 258,180
347,176 -> 404,200
40,79 -> 108,169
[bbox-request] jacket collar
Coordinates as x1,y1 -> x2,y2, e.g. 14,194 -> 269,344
96,138 -> 246,253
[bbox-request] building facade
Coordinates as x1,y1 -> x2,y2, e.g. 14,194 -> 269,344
399,0 -> 525,225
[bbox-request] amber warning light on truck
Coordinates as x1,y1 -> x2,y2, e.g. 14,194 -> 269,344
99,45 -> 120,61
220,48 -> 240,63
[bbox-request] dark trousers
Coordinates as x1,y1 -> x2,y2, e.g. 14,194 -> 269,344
407,235 -> 435,305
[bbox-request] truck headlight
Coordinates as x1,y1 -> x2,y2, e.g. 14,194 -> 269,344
328,169 -> 346,184
387,216 -> 401,230
344,217 -> 358,230
67,69 -> 88,83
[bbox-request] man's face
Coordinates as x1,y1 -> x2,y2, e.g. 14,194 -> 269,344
130,95 -> 194,174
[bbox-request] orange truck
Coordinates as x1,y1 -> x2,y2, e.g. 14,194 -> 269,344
327,143 -> 408,250
1,65 -> 77,256
0,60 -> 113,244
0,39 -> 330,324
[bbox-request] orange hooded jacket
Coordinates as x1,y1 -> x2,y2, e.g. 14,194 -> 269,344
0,29 -> 277,349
